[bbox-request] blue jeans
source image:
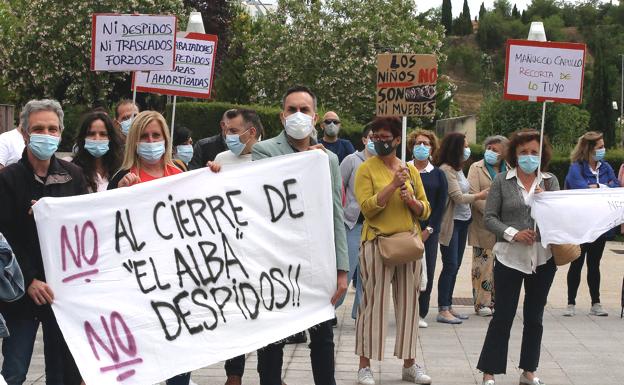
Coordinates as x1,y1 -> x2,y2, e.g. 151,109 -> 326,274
1,312 -> 78,385
438,219 -> 470,310
419,232 -> 440,318
335,223 -> 363,319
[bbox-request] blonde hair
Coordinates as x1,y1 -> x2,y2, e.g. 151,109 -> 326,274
570,131 -> 603,163
407,129 -> 439,157
120,111 -> 174,171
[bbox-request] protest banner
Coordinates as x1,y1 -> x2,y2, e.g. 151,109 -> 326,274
133,32 -> 218,99
376,53 -> 437,117
33,151 -> 337,385
91,14 -> 177,72
531,188 -> 624,246
504,39 -> 586,104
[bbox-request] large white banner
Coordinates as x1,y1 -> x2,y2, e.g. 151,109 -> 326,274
531,188 -> 624,246
33,151 -> 336,385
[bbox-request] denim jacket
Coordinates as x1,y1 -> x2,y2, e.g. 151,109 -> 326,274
0,234 -> 25,338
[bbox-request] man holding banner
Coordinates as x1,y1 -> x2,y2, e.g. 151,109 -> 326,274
252,86 -> 349,385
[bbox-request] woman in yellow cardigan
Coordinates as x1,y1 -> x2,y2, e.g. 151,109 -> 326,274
354,117 -> 432,385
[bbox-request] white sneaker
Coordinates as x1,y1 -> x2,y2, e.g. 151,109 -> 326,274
419,318 -> 428,328
590,303 -> 608,316
477,307 -> 493,317
402,363 -> 432,384
563,304 -> 575,317
358,367 -> 375,385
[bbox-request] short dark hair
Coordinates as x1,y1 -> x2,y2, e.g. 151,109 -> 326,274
281,85 -> 318,112
229,108 -> 265,139
172,126 -> 192,147
361,122 -> 373,138
507,128 -> 552,171
434,132 -> 466,170
370,117 -> 401,138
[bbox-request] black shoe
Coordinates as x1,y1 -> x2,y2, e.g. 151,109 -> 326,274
284,331 -> 307,344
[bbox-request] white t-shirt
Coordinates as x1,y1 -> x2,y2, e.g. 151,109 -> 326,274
213,150 -> 252,166
0,129 -> 25,167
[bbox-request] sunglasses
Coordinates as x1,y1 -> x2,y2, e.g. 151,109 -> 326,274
324,119 -> 340,125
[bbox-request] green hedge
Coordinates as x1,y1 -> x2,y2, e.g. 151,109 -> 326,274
467,144 -> 624,187
164,101 -> 365,146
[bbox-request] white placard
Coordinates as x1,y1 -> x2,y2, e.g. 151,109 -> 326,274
133,32 -> 217,98
504,40 -> 586,104
33,151 -> 336,385
91,14 -> 177,72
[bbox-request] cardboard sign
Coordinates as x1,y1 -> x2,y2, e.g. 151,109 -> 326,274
376,54 -> 438,117
133,32 -> 218,98
504,39 -> 586,104
91,14 -> 177,72
33,151 -> 336,385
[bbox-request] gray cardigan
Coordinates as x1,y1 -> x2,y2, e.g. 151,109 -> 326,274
340,151 -> 366,229
484,170 -> 559,242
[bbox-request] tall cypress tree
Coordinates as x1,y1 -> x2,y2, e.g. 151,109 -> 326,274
589,37 -> 616,147
479,2 -> 487,20
442,0 -> 453,34
512,4 -> 520,18
462,0 -> 474,34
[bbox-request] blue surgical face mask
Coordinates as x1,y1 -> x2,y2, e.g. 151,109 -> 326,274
226,132 -> 249,156
137,141 -> 165,164
84,139 -> 109,158
518,155 -> 540,174
484,149 -> 499,166
28,134 -> 60,160
175,144 -> 193,164
366,140 -> 377,155
412,144 -> 431,161
593,148 -> 606,162
463,147 -> 471,161
120,118 -> 133,136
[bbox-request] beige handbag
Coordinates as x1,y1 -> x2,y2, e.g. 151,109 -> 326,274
551,244 -> 581,266
376,230 -> 425,266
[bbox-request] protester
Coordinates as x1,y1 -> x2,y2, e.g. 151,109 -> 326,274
252,85 -> 348,385
319,111 -> 355,163
172,126 -> 194,171
354,117 -> 431,385
407,129 -> 448,328
467,135 -> 509,317
207,108 -> 264,385
71,111 -> 124,192
188,109 -> 233,170
563,131 -> 619,317
435,133 -> 488,324
478,129 -> 558,385
0,234 -> 25,385
0,99 -> 85,385
114,99 -> 139,140
0,126 -> 25,170
335,123 -> 375,319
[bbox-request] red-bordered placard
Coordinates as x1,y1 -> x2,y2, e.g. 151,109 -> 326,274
131,32 -> 218,99
504,39 -> 586,104
91,13 -> 177,72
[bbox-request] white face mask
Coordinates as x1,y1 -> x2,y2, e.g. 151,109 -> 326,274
284,112 -> 314,140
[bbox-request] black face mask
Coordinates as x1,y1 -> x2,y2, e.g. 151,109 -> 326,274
374,139 -> 396,156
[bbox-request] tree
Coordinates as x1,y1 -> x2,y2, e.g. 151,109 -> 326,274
244,0 -> 446,122
442,0 -> 453,34
588,34 -> 616,146
512,4 -> 520,18
493,0 -> 512,18
479,2 -> 487,20
0,0 -> 188,106
462,0 -> 474,34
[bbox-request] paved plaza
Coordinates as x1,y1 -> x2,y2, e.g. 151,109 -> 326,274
6,243 -> 624,385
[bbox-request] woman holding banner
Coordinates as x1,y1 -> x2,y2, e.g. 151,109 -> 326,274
477,129 -> 558,385
435,133 -> 488,324
563,131 -> 619,317
354,117 -> 432,385
72,111 -> 124,192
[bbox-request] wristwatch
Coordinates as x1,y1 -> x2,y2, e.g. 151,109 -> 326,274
426,226 -> 434,234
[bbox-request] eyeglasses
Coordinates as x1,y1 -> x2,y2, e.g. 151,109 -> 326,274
324,119 -> 340,125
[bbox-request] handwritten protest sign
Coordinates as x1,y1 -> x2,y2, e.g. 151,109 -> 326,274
33,151 -> 336,385
504,39 -> 586,104
133,32 -> 218,98
376,54 -> 437,117
91,14 -> 177,72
